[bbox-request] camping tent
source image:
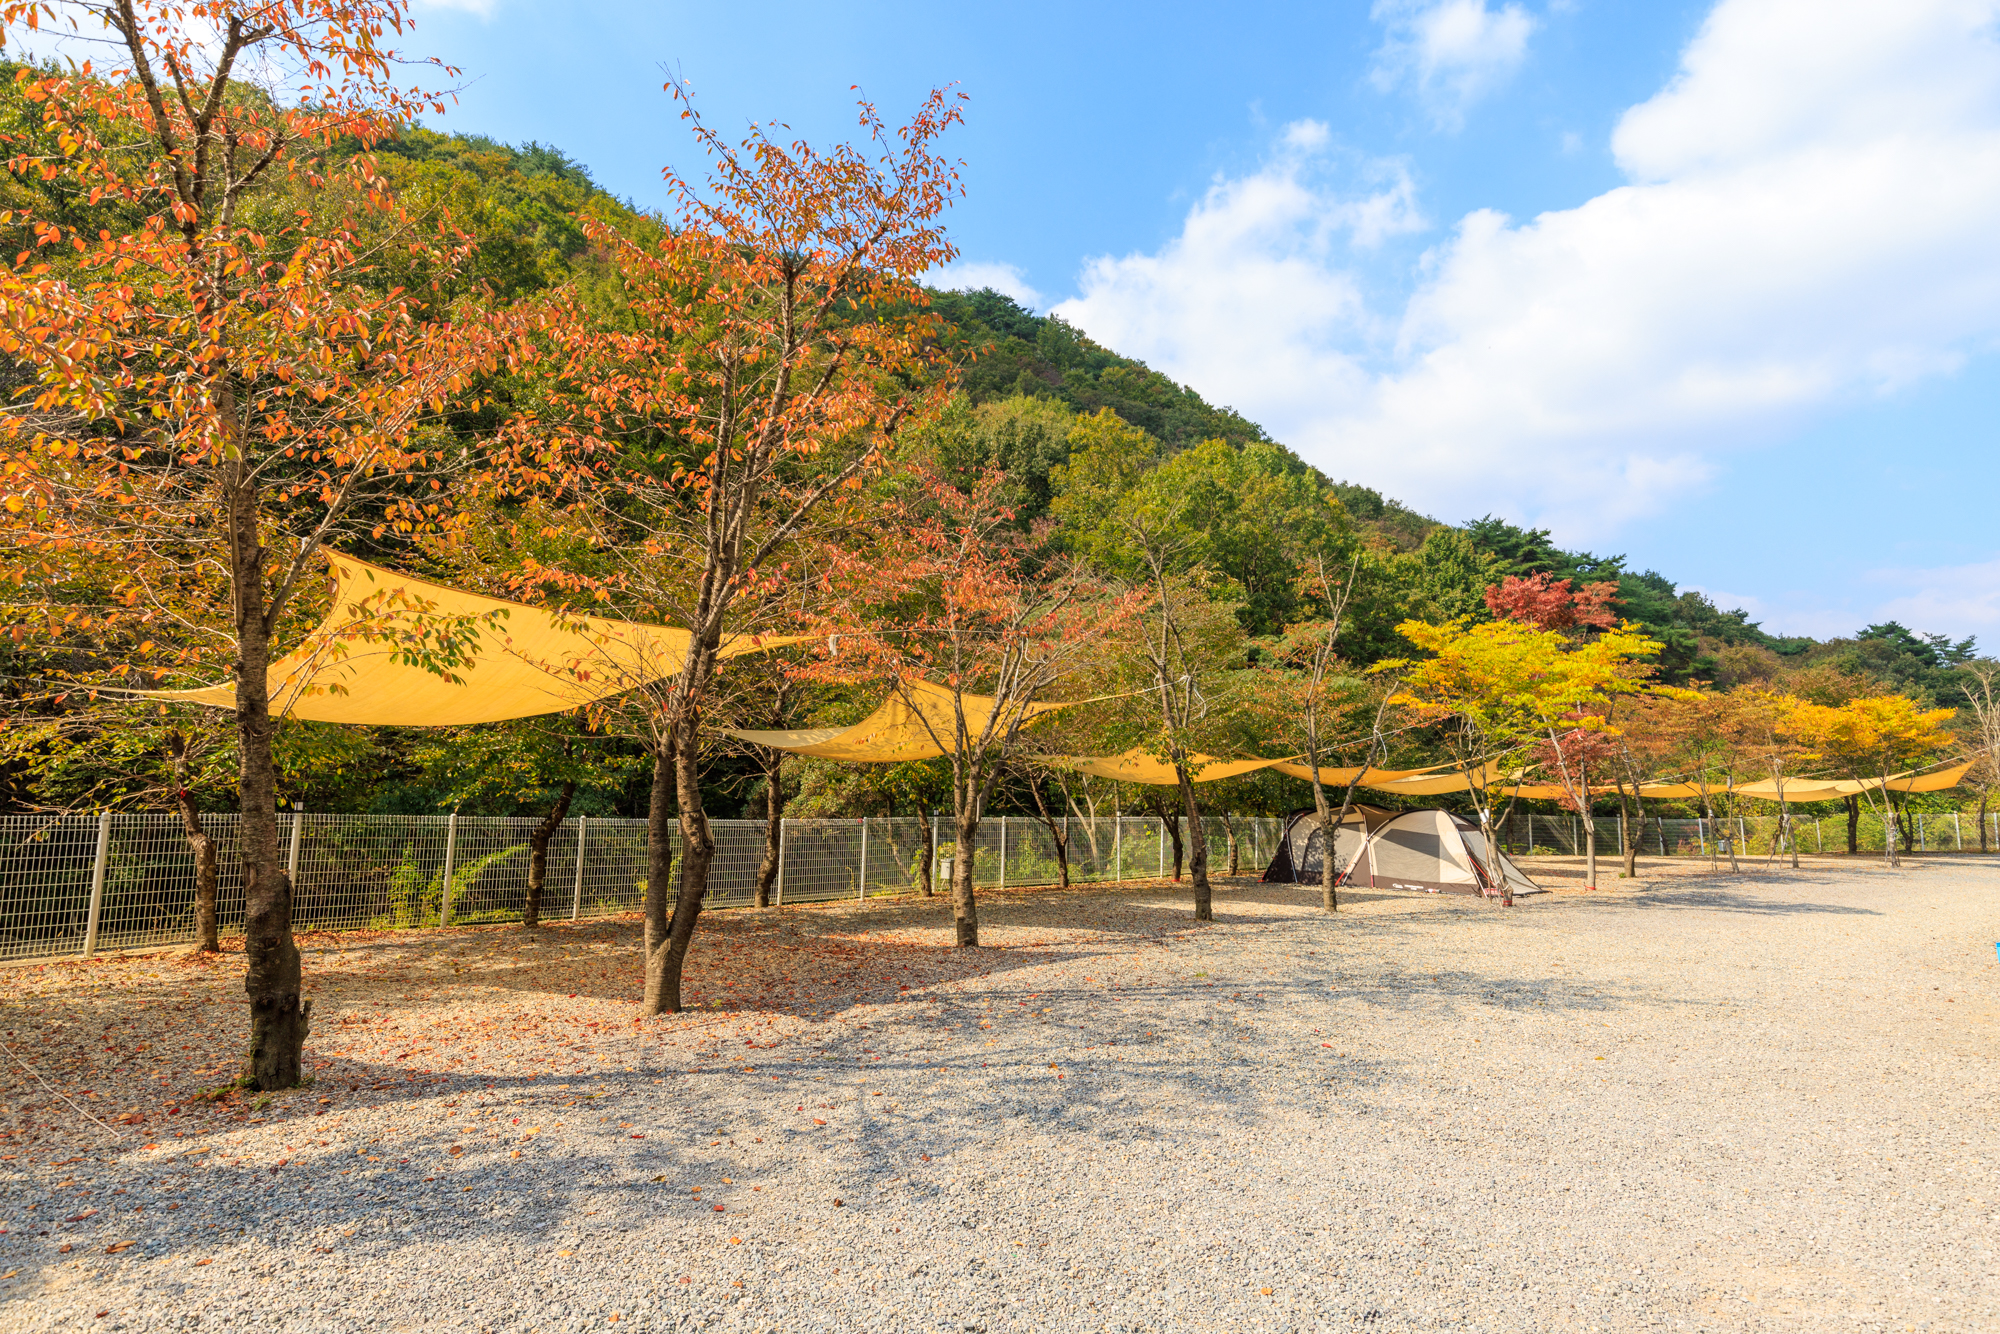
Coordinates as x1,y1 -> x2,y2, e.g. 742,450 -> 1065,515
1262,806 -> 1541,898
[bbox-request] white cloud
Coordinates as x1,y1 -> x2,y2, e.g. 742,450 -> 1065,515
1371,0 -> 1538,129
1052,134 -> 1422,431
927,260 -> 1045,310
1055,0 -> 2000,544
1863,558 -> 2000,645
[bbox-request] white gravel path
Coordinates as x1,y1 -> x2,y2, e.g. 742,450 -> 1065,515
3,858 -> 1997,1332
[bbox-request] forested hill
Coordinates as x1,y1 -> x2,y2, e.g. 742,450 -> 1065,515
925,285 -> 1988,692
342,125 -> 1975,697
137,122 -> 1953,698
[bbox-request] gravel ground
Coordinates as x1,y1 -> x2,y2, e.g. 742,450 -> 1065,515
2,856 -> 1996,1332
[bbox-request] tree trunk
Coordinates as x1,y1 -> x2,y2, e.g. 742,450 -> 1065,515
524,781 -> 576,930
1025,775 -> 1071,891
1222,810 -> 1239,876
1480,809 -> 1511,906
1776,777 -> 1798,871
919,813 -> 936,897
1845,795 -> 1860,854
1617,780 -> 1642,880
232,506 -> 308,1091
1165,811 -> 1184,882
951,803 -> 981,947
174,777 -> 220,955
1584,810 -> 1597,888
641,746 -> 677,1013
754,753 -> 784,908
657,728 -> 717,1010
1307,767 -> 1338,913
1176,769 -> 1211,921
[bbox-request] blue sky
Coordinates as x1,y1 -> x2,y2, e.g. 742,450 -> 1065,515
410,0 -> 2000,645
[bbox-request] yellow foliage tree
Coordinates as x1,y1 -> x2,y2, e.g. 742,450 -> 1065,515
1379,618 -> 1662,901
1783,695 -> 1957,866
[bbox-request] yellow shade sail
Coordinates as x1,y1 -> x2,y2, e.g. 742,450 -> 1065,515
1270,760 -> 1462,787
141,554 -> 801,727
722,680 -> 1074,761
1731,760 -> 1976,801
1057,750 -> 1297,784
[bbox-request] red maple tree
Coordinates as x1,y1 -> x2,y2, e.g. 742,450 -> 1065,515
1484,572 -> 1619,632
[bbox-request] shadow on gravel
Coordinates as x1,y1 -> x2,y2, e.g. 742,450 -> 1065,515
1619,886 -> 1884,917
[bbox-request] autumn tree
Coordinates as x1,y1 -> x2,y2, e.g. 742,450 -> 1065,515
1529,719 -> 1624,888
1958,662 -> 2000,852
1381,617 -> 1661,903
1785,694 -> 1957,867
0,0 -> 515,1087
1484,572 -> 1618,632
1635,687 -> 1758,869
507,84 -> 966,1010
818,466 -> 1133,946
1269,553 -> 1393,911
1055,424 -> 1317,920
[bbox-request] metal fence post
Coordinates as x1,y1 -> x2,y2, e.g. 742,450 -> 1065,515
571,816 -> 587,921
1917,813 -> 1926,853
81,809 -> 111,958
1114,813 -> 1122,882
438,811 -> 460,928
1158,819 -> 1166,877
998,817 -> 1007,891
1697,818 -> 1706,856
1527,815 -> 1534,853
1953,811 -> 1962,850
287,808 -> 305,884
1814,818 -> 1823,853
775,817 -> 786,907
858,818 -> 869,902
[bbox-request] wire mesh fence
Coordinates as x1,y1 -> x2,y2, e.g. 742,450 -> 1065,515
1495,809 -> 2000,860
0,811 -> 1286,964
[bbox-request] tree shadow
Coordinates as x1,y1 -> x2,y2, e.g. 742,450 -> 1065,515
1614,885 -> 1884,917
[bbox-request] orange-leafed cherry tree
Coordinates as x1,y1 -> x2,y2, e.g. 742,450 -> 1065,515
503,82 -> 967,1010
0,0 -> 516,1088
815,466 -> 1138,947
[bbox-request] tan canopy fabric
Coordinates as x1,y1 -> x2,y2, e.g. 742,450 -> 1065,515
142,554 -> 800,727
1047,756 -> 1501,793
1546,760 -> 1979,802
1360,763 -> 1507,797
1058,750 -> 1296,784
723,681 -> 1074,762
1271,760 -> 1461,786
1734,760 -> 1977,801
